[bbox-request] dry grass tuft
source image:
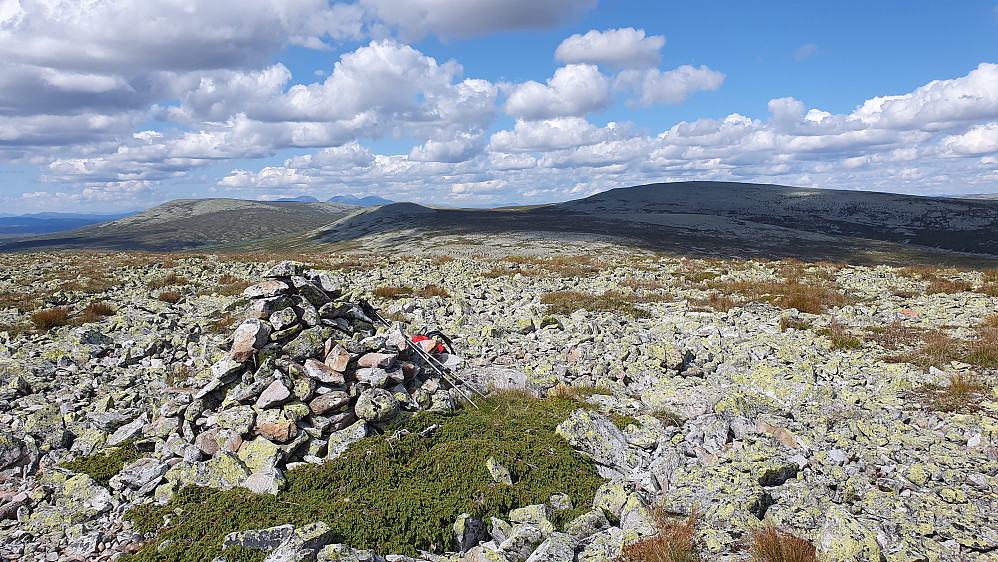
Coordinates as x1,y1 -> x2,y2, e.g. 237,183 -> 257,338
926,278 -> 972,294
147,272 -> 189,290
77,301 -> 116,323
0,291 -> 40,313
541,290 -> 651,319
747,522 -> 817,562
373,286 -> 414,300
31,307 -> 70,332
707,292 -> 737,312
965,313 -> 998,368
866,322 -> 926,350
547,382 -> 612,400
780,317 -> 811,332
706,279 -> 848,315
912,372 -> 992,413
818,321 -> 862,350
417,285 -> 451,298
618,511 -> 704,562
216,274 -> 252,296
209,312 -> 237,334
157,290 -> 182,304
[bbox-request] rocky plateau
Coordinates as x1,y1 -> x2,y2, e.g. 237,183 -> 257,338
0,250 -> 996,562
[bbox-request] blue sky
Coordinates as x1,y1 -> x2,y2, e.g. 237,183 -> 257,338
1,0 -> 997,213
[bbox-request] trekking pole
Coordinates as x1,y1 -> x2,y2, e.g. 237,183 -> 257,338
358,300 -> 484,407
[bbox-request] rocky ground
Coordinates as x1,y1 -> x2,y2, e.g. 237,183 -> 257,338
0,250 -> 996,561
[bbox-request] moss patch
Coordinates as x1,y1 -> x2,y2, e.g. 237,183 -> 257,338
60,439 -> 142,488
123,391 -> 604,561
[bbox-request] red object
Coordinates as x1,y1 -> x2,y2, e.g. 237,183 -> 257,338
411,335 -> 445,354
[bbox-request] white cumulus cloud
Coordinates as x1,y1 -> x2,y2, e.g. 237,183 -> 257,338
940,122 -> 998,155
555,28 -> 665,69
503,64 -> 611,120
616,64 -> 725,107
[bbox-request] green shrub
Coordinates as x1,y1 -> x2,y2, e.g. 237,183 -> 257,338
124,391 -> 605,560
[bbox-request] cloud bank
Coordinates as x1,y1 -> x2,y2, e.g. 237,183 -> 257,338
0,4 -> 995,211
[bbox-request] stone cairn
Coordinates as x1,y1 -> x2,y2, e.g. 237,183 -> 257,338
151,260 -> 465,499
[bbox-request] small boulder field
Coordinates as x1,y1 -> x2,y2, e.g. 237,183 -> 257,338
0,251 -> 996,561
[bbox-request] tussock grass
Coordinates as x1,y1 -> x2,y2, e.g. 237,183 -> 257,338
541,290 -> 651,319
0,322 -> 31,338
146,272 -> 189,290
965,313 -> 998,368
157,290 -> 182,304
0,291 -> 40,313
209,312 -> 237,334
417,285 -> 450,298
373,286 -> 414,299
77,301 -> 116,323
706,279 -> 849,315
780,317 -> 812,332
747,522 -> 817,562
503,255 -> 603,278
215,274 -> 252,296
885,315 -> 998,371
707,292 -> 737,312
926,278 -> 972,294
31,307 -> 70,332
911,372 -> 992,413
866,322 -> 926,350
547,382 -> 612,400
618,511 -> 704,562
817,321 -> 862,350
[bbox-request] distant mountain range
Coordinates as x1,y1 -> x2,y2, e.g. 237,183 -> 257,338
0,199 -> 357,252
271,194 -> 394,206
4,182 -> 998,267
0,211 -> 137,240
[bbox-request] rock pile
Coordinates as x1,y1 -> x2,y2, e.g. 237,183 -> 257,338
150,260 -> 467,498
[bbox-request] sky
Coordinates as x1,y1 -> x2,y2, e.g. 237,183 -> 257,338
1,1 -> 997,214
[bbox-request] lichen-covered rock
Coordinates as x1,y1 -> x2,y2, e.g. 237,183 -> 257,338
0,429 -> 25,469
816,506 -> 883,561
238,437 -> 284,472
230,319 -> 272,362
524,532 -> 576,562
486,456 -> 513,485
245,280 -> 292,299
285,327 -> 333,361
116,457 -> 168,490
499,524 -> 544,562
216,405 -> 256,434
316,543 -> 386,562
257,379 -> 293,409
563,509 -> 609,541
309,391 -> 351,416
326,420 -> 367,460
23,403 -> 70,450
304,359 -> 346,385
224,524 -> 295,551
265,521 -> 336,562
555,409 -> 631,468
169,451 -> 250,491
509,504 -> 554,536
106,413 -> 147,446
245,467 -> 287,495
355,389 -> 400,423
